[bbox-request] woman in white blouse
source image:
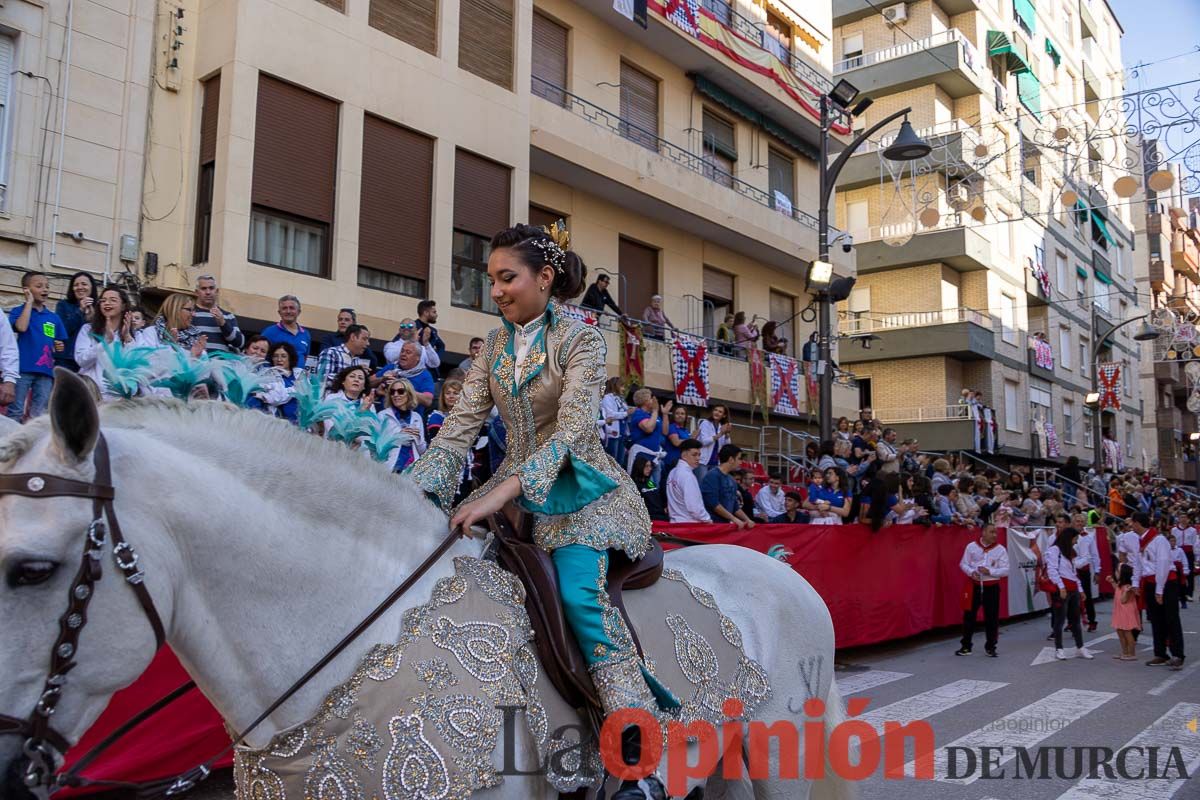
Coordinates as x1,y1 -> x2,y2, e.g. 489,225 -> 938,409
600,376 -> 629,467
379,377 -> 427,471
73,286 -> 135,399
696,403 -> 732,482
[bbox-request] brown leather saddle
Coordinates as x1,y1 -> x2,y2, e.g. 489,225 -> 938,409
488,509 -> 664,714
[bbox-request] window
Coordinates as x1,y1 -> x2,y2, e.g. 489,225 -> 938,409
846,200 -> 869,239
371,0 -> 437,54
1063,400 -> 1075,442
764,10 -> 791,65
702,110 -> 736,187
193,74 -> 220,264
451,149 -> 511,312
1093,286 -> 1110,313
316,0 -> 345,11
249,75 -> 339,277
358,114 -> 434,297
531,11 -> 567,105
1079,337 -> 1088,373
1076,270 -> 1087,307
841,32 -> 864,68
769,290 -> 796,357
1059,327 -> 1071,369
1124,358 -> 1131,396
619,237 -> 659,318
1004,379 -> 1021,432
1055,251 -> 1067,295
1115,244 -> 1126,276
768,147 -> 794,213
459,0 -> 514,89
1000,293 -> 1016,344
619,62 -> 658,151
703,266 -> 734,342
1125,419 -> 1134,458
1084,408 -> 1094,448
1118,300 -> 1128,330
997,211 -> 1012,258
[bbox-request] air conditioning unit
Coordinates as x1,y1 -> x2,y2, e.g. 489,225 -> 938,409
882,3 -> 907,24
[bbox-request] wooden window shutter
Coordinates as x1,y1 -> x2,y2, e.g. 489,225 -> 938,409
702,111 -> 736,160
702,267 -> 733,303
529,205 -> 564,230
198,75 -> 220,166
454,149 -> 511,237
768,147 -> 794,202
531,12 -> 567,101
459,0 -> 513,89
315,0 -> 345,11
370,0 -> 437,55
359,115 -> 434,281
251,75 -> 339,224
618,237 -> 658,314
619,62 -> 658,147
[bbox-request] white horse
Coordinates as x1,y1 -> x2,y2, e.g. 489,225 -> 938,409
0,372 -> 853,800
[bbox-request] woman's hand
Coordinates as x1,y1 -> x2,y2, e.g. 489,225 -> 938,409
190,335 -> 207,358
1059,588 -> 1067,599
450,476 -> 521,535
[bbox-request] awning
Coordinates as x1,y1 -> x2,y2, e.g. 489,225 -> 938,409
1091,208 -> 1116,246
1045,37 -> 1061,67
1076,265 -> 1089,279
1017,70 -> 1042,119
1013,0 -> 1037,35
763,0 -> 823,51
988,30 -> 1034,75
1093,267 -> 1113,285
691,74 -> 819,160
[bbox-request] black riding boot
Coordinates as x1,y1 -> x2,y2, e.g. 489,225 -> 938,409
612,725 -> 667,800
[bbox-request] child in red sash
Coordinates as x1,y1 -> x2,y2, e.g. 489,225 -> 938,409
956,523 -> 1009,657
1131,512 -> 1185,670
1046,527 -> 1093,661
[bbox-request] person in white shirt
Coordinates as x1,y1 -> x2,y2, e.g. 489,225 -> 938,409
1074,524 -> 1102,632
1129,512 -> 1184,669
666,439 -> 710,523
600,377 -> 629,467
695,404 -> 732,483
956,523 -> 1009,657
1168,532 -> 1189,611
0,310 -> 21,408
753,475 -> 786,522
1174,514 -> 1196,602
1045,527 -> 1094,661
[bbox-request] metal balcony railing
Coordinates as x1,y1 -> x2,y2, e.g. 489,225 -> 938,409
838,307 -> 997,335
869,404 -> 973,423
532,75 -> 821,231
695,0 -> 831,92
834,29 -> 982,75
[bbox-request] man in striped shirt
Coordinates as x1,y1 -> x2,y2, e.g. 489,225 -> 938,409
193,274 -> 245,354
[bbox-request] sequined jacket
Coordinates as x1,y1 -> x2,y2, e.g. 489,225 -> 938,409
407,302 -> 652,558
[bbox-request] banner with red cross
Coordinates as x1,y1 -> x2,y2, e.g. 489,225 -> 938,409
767,353 -> 803,417
662,0 -> 699,36
620,321 -> 645,389
671,334 -> 709,406
558,303 -> 598,326
1098,362 -> 1122,410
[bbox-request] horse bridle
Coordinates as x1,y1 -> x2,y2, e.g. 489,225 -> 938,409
0,433 -> 166,794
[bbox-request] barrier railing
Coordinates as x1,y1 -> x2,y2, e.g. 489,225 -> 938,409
833,29 -> 981,75
870,404 -> 972,423
838,307 -> 997,335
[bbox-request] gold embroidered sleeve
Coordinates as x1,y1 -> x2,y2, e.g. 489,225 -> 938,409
405,335 -> 495,509
517,325 -> 617,514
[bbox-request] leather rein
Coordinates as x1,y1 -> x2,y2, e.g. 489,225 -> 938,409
0,432 -> 462,798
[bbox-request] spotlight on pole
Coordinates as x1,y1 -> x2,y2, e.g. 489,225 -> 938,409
828,276 -> 858,303
829,79 -> 860,109
1084,392 -> 1101,407
806,259 -> 834,293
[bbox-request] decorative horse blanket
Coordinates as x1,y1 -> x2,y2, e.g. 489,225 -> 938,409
234,557 -> 771,799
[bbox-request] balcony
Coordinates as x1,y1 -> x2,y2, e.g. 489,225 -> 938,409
834,119 -> 985,190
833,0 -> 982,24
1157,404 -> 1183,433
530,76 -> 848,275
1154,360 -> 1180,384
851,218 -> 992,274
865,404 -> 982,451
569,0 -> 831,149
1027,346 -> 1055,381
832,29 -> 985,98
1082,61 -> 1102,102
838,307 -> 997,364
1172,229 -> 1200,282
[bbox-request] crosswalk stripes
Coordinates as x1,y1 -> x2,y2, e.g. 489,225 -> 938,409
857,679 -> 1007,730
834,670 -> 912,696
1052,703 -> 1200,799
1148,659 -> 1200,697
900,688 -> 1118,783
1030,632 -> 1119,666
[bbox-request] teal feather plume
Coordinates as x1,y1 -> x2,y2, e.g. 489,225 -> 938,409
151,346 -> 213,400
362,415 -> 405,464
327,404 -> 378,445
97,338 -> 157,399
293,370 -> 342,430
215,356 -> 271,407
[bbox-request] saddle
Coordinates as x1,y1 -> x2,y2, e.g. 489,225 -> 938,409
489,509 -> 664,714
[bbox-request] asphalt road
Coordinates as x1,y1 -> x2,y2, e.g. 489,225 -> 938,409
105,599 -> 1200,800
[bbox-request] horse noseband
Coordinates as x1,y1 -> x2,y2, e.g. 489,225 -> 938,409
0,434 -> 166,794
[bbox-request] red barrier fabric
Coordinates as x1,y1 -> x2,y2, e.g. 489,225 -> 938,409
59,522 -> 1114,792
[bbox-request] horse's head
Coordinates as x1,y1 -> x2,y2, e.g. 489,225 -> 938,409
0,371 -> 163,791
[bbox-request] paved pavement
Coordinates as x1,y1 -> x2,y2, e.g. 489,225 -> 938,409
118,599 -> 1200,800
835,597 -> 1200,800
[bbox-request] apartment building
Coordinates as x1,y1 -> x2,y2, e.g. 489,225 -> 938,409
1135,156 -> 1200,481
830,0 -> 1143,469
135,0 -> 860,438
0,0 -> 156,298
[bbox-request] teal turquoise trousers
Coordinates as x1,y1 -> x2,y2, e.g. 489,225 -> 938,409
551,544 -> 680,714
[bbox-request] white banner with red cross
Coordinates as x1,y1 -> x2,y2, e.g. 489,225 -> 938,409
767,353 -> 803,417
662,0 -> 699,36
671,334 -> 709,406
558,303 -> 599,326
1098,362 -> 1122,410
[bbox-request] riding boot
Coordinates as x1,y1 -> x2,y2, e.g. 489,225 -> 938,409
611,725 -> 667,800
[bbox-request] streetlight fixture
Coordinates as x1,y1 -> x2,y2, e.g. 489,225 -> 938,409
814,84 -> 931,440
1088,312 -> 1160,472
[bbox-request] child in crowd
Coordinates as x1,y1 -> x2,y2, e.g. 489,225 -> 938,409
7,272 -> 66,420
1107,564 -> 1140,661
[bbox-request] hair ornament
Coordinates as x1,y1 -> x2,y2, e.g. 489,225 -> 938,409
534,219 -> 571,273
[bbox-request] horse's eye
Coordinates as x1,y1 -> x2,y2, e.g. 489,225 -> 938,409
7,561 -> 59,588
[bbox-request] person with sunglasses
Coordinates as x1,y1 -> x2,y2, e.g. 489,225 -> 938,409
383,317 -> 441,370
379,378 -> 426,471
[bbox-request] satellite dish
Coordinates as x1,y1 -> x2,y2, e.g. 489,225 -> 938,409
1112,176 -> 1139,198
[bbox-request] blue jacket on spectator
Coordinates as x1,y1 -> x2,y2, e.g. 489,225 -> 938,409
700,468 -> 740,519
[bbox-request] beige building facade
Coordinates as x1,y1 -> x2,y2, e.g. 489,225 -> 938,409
128,0 -> 861,451
831,0 -> 1144,470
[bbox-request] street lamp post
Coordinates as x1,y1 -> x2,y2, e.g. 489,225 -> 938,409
815,85 -> 930,441
1087,310 -> 1159,472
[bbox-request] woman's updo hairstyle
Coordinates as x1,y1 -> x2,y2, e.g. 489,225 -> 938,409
490,222 -> 587,302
